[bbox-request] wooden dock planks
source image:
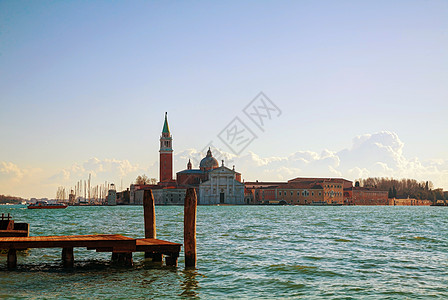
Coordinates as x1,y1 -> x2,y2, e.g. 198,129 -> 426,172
0,234 -> 137,252
136,238 -> 181,253
0,234 -> 182,268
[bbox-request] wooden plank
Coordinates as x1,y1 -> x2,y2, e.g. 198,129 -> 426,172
0,235 -> 180,256
94,247 -> 114,252
135,238 -> 181,255
0,234 -> 136,250
136,238 -> 182,246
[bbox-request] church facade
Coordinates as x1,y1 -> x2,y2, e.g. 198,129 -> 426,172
199,165 -> 245,205
147,112 -> 245,205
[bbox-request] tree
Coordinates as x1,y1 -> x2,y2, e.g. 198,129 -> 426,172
388,187 -> 393,198
135,174 -> 150,185
392,186 -> 397,198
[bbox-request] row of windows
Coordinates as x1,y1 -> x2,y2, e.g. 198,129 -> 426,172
278,191 -> 322,196
324,191 -> 342,196
206,189 -> 233,194
277,190 -> 343,197
325,184 -> 342,189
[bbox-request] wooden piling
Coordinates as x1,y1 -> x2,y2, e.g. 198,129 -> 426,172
143,190 -> 156,239
184,188 -> 197,269
143,189 -> 159,260
62,247 -> 74,268
165,254 -> 178,267
7,249 -> 17,269
111,252 -> 133,267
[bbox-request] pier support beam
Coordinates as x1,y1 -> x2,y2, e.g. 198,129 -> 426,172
184,188 -> 197,269
7,249 -> 17,269
145,253 -> 163,262
62,247 -> 74,268
143,189 -> 158,261
165,253 -> 179,267
111,252 -> 133,267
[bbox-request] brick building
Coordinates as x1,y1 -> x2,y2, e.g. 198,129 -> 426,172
350,187 -> 389,205
245,177 -> 350,205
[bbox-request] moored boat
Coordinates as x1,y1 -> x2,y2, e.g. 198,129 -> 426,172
27,201 -> 67,209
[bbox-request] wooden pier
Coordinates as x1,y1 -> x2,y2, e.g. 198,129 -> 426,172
0,234 -> 181,268
0,188 -> 197,270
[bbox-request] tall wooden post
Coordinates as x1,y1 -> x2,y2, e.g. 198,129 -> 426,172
143,189 -> 161,261
143,190 -> 156,239
7,249 -> 17,269
62,247 -> 74,268
184,188 -> 197,269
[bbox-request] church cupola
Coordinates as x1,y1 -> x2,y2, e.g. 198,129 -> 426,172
199,147 -> 219,171
187,159 -> 192,170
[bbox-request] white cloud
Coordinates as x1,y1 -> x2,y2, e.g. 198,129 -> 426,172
0,161 -> 24,181
173,131 -> 448,189
49,157 -> 145,188
4,131 -> 447,198
0,162 -> 43,197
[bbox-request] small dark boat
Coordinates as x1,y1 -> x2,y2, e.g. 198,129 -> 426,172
27,201 -> 67,209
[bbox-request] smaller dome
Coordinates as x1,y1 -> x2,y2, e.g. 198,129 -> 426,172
199,148 -> 219,171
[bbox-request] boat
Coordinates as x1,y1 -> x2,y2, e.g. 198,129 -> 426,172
27,201 -> 67,209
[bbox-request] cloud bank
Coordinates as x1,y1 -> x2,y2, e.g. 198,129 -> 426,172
1,131 -> 446,198
49,158 -> 145,184
176,131 -> 448,188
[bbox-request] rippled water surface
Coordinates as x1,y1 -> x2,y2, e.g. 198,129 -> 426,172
0,205 -> 447,299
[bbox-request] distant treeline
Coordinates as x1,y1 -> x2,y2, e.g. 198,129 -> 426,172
0,195 -> 24,204
357,177 -> 447,201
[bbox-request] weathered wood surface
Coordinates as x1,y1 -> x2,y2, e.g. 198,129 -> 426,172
136,238 -> 181,253
0,234 -> 182,269
184,188 -> 197,269
0,235 -> 180,252
143,190 -> 156,239
137,238 -> 181,266
0,234 -> 136,252
0,230 -> 29,237
62,247 -> 74,268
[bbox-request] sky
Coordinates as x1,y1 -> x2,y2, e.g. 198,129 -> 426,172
0,0 -> 447,198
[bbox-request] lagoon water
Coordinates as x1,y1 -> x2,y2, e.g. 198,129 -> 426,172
0,205 -> 447,299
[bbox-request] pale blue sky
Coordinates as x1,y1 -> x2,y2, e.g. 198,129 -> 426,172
1,1 -> 447,198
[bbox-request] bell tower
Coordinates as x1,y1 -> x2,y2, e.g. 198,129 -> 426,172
159,112 -> 173,183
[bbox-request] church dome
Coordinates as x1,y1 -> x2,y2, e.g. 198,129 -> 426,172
199,148 -> 219,171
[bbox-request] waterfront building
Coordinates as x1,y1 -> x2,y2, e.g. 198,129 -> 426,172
153,188 -> 186,205
348,186 -> 389,205
245,178 -> 349,205
116,188 -> 130,204
145,113 -> 245,205
199,163 -> 245,205
107,184 -> 117,206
